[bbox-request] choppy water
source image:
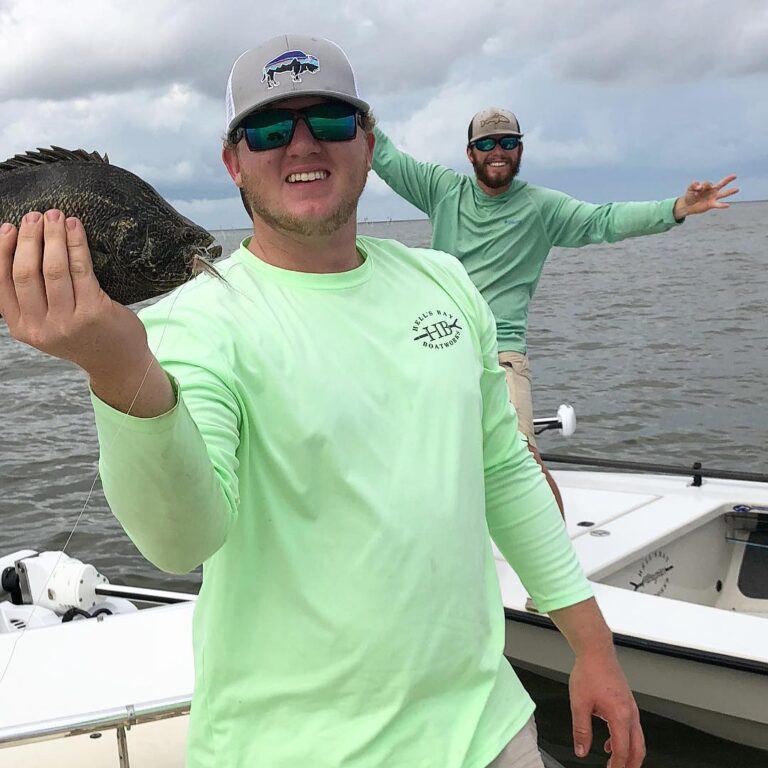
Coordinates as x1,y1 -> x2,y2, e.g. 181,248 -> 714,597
1,203 -> 766,766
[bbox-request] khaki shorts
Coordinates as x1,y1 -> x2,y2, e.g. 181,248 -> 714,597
486,716 -> 545,768
498,351 -> 536,448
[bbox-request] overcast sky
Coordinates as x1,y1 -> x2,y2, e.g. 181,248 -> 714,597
1,0 -> 766,229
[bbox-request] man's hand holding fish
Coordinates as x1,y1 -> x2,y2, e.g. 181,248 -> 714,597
0,210 -> 175,417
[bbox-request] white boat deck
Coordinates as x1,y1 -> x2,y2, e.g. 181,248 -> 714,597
0,601 -> 194,729
497,469 -> 768,663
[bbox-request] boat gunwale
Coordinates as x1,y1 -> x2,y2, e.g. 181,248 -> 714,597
0,695 -> 190,749
504,607 -> 768,677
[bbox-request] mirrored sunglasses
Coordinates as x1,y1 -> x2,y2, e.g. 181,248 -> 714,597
470,136 -> 521,152
232,102 -> 363,152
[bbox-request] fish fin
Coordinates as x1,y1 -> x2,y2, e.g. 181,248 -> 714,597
0,147 -> 109,173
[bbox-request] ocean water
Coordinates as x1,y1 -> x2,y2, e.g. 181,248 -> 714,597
1,203 -> 766,766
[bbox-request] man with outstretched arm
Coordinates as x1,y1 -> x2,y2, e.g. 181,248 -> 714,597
0,36 -> 643,768
372,110 -> 738,514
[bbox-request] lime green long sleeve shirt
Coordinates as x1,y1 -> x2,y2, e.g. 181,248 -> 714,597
93,237 -> 592,768
372,127 -> 681,353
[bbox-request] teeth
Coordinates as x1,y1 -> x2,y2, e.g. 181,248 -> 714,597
287,170 -> 328,183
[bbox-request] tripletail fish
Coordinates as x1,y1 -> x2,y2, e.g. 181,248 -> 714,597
0,147 -> 222,305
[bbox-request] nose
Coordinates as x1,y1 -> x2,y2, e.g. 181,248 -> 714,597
287,117 -> 321,154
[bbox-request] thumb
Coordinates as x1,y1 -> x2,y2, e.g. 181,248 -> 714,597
571,695 -> 593,758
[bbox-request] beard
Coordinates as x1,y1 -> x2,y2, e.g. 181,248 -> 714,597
241,164 -> 369,238
470,152 -> 522,189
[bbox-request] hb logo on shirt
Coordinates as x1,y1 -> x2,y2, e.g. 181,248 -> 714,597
412,310 -> 463,349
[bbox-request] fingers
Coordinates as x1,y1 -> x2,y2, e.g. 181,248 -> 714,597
42,210 -> 75,317
715,174 -> 738,189
604,709 -> 644,768
0,211 -> 96,339
570,697 -> 593,759
43,211 -> 99,314
0,222 -> 20,325
64,216 -> 100,306
688,173 -> 736,194
627,718 -> 646,768
12,212 -> 50,326
716,186 -> 739,200
605,715 -> 630,768
714,174 -> 739,205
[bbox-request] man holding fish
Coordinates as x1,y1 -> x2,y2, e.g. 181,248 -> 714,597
0,34 -> 645,768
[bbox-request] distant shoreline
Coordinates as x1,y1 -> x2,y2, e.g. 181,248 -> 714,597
210,200 -> 765,233
357,217 -> 429,225
357,202 -> 768,224
210,218 -> 430,233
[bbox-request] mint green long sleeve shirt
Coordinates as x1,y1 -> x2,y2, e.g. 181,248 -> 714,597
372,127 -> 681,353
93,237 -> 592,768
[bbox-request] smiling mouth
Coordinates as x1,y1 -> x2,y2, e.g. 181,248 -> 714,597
286,170 -> 329,183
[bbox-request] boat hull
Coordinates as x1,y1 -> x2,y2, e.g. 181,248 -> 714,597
504,602 -> 768,752
498,469 -> 768,753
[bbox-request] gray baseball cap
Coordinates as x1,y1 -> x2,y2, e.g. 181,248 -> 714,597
467,108 -> 523,143
225,34 -> 370,135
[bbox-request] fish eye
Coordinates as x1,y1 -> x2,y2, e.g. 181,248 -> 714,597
180,227 -> 203,244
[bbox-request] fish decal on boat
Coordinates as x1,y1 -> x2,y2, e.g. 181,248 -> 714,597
629,549 -> 674,594
262,49 -> 319,89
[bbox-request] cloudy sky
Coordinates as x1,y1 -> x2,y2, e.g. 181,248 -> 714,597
1,0 -> 766,229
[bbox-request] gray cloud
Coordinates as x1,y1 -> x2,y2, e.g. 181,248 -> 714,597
2,1 -> 766,104
0,1 -> 509,104
508,0 -> 768,84
0,0 -> 766,228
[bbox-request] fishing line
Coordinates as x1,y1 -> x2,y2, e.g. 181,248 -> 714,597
2,236 -> 284,691
0,281 -> 189,688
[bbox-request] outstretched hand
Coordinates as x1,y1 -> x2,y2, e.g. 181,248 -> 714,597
569,650 -> 645,768
674,174 -> 738,219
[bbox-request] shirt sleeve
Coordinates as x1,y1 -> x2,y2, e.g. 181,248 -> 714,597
471,284 -> 593,613
531,187 -> 682,248
92,312 -> 241,574
372,126 -> 462,216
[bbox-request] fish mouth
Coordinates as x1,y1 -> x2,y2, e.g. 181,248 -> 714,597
206,244 -> 223,260
197,233 -> 222,262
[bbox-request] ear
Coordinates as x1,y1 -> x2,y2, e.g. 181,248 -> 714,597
365,130 -> 375,169
466,145 -> 473,163
222,145 -> 243,187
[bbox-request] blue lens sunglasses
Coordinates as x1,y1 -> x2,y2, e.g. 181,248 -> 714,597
469,136 -> 521,152
231,102 -> 364,152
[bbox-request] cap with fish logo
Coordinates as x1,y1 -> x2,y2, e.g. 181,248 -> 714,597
467,107 -> 523,143
225,34 -> 370,135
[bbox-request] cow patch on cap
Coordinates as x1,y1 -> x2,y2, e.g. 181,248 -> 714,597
262,49 -> 320,89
